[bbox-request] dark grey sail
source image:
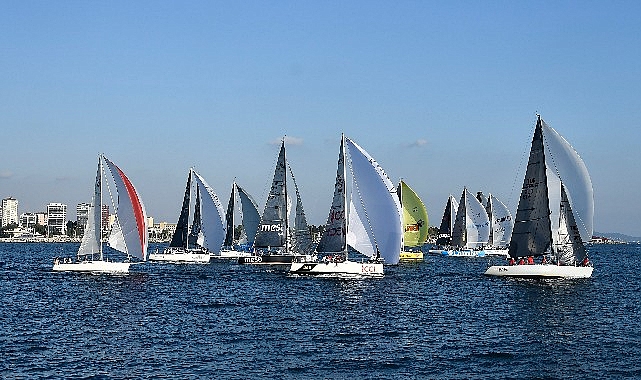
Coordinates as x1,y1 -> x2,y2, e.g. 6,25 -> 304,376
485,195 -> 494,246
289,164 -> 313,254
254,141 -> 288,250
435,195 -> 454,246
450,188 -> 469,248
188,184 -> 203,248
169,170 -> 192,248
223,182 -> 236,247
508,116 -> 553,259
316,135 -> 348,254
236,184 -> 261,246
555,184 -> 588,265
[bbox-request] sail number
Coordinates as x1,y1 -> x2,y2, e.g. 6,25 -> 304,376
260,224 -> 283,232
361,265 -> 378,273
329,210 -> 345,223
325,227 -> 346,237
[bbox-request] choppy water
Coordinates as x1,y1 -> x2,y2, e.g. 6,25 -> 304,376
1,243 -> 640,379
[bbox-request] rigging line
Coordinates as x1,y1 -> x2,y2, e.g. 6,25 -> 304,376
508,121 -> 536,216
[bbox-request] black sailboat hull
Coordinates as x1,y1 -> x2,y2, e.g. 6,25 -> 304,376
238,254 -> 313,265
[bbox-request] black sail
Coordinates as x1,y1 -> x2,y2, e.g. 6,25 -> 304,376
508,116 -> 553,258
435,196 -> 454,245
188,184 -> 203,248
223,183 -> 235,247
254,141 -> 288,250
316,135 -> 347,253
169,170 -> 192,248
450,188 -> 468,248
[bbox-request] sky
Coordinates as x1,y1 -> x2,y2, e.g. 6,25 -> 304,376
1,1 -> 640,237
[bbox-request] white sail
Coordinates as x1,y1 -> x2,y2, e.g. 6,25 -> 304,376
345,137 -> 403,264
108,220 -> 128,254
78,159 -> 102,257
541,121 -> 594,241
103,156 -> 148,261
346,197 -> 376,257
452,188 -> 490,249
192,171 -> 227,254
236,184 -> 261,246
465,189 -> 490,248
487,194 -> 513,248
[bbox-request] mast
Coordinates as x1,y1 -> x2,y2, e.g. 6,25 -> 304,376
99,155 -> 103,261
341,134 -> 348,256
283,138 -> 289,254
224,181 -> 236,248
486,194 -> 494,246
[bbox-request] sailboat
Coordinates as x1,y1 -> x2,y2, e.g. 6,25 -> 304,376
148,168 -> 224,263
239,139 -> 315,265
483,193 -> 513,257
52,155 -> 148,273
289,134 -> 403,277
485,115 -> 594,278
439,187 -> 490,257
215,181 -> 261,260
397,180 -> 428,261
428,195 -> 459,255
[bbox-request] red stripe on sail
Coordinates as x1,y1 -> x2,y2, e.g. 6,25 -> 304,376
115,166 -> 146,255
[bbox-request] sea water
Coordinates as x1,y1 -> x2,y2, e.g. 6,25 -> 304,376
1,242 -> 639,379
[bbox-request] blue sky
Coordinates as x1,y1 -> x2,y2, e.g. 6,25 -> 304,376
1,1 -> 640,237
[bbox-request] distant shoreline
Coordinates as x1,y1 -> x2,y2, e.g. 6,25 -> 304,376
0,237 -> 170,244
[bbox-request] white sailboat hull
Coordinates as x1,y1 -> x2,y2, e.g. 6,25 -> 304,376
211,249 -> 254,260
289,260 -> 383,278
52,260 -> 131,273
148,248 -> 210,263
440,249 -> 486,258
484,264 -> 593,278
483,248 -> 509,258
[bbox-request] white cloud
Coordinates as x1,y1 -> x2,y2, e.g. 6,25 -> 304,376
0,170 -> 13,179
407,139 -> 428,148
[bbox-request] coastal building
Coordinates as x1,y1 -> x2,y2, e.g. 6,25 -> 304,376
20,213 -> 37,229
101,205 -> 109,232
1,197 -> 19,227
76,203 -> 91,236
47,203 -> 67,236
35,212 -> 47,226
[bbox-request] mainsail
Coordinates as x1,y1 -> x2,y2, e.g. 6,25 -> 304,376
170,169 -> 193,248
509,118 -> 554,258
345,137 -> 403,265
223,182 -> 236,247
188,184 -> 204,248
316,136 -> 347,254
397,180 -> 429,247
254,141 -> 288,250
435,195 -> 458,246
77,158 -> 102,259
451,187 -> 490,249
